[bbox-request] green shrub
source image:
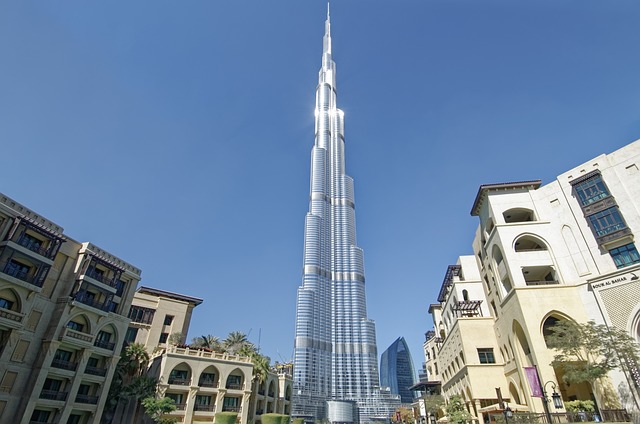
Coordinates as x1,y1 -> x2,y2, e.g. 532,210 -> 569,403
215,411 -> 238,424
564,400 -> 595,413
280,414 -> 290,424
292,418 -> 305,424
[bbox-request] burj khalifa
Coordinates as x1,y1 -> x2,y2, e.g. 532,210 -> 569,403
292,6 -> 394,423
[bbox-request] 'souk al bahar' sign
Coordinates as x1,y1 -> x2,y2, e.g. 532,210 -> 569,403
591,272 -> 639,290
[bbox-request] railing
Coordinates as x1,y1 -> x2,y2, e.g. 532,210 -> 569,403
1,262 -> 45,287
94,339 -> 115,350
199,380 -> 218,388
194,404 -> 216,412
76,394 -> 99,404
168,378 -> 191,385
222,406 -> 241,413
85,269 -> 116,287
166,345 -> 252,363
51,358 -> 77,371
268,392 -> 275,397
16,235 -> 51,257
226,383 -> 242,390
525,280 -> 560,286
63,328 -> 93,343
73,292 -> 110,312
0,307 -> 23,323
40,390 -> 68,401
600,409 -> 631,422
174,403 -> 187,411
85,366 -> 108,377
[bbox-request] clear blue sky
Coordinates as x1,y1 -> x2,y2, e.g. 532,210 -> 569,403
2,1 -> 640,371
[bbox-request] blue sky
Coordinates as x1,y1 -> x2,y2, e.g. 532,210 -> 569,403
2,1 -> 640,370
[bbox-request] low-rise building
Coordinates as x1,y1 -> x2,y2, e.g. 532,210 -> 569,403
420,139 -> 640,422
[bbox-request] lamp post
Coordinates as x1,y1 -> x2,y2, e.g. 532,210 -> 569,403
542,381 -> 564,424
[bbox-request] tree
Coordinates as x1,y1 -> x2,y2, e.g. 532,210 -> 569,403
167,332 -> 184,346
102,343 -> 156,423
191,334 -> 222,351
141,396 -> 178,424
546,320 -> 640,388
249,352 -> 271,384
446,395 -> 472,424
223,331 -> 255,355
423,394 -> 446,417
391,407 -> 415,424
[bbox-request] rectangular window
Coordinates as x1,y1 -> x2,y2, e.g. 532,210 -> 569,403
5,260 -> 30,280
574,175 -> 610,206
25,310 -> 42,332
196,395 -> 212,405
164,315 -> 174,326
10,340 -> 29,362
478,348 -> 496,364
128,306 -> 155,324
166,393 -> 183,404
30,410 -> 51,422
588,207 -> 626,237
223,397 -> 239,407
43,378 -> 62,392
0,371 -> 18,393
610,243 -> 640,268
125,327 -> 138,344
159,332 -> 169,344
54,349 -> 73,362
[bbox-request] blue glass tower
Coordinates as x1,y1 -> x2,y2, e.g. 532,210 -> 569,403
292,5 -> 381,422
380,337 -> 417,404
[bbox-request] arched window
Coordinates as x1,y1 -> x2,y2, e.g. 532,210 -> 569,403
542,316 -> 561,348
514,235 -> 548,252
503,208 -> 535,223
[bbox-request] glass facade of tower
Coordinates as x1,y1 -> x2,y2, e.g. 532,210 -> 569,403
380,337 -> 417,404
292,8 -> 381,422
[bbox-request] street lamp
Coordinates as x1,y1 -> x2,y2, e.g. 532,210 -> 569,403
429,413 -> 436,424
542,381 -> 564,424
504,403 -> 513,424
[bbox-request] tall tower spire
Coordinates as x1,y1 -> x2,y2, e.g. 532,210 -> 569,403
292,7 -> 397,424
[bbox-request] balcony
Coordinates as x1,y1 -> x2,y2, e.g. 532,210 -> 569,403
525,280 -> 560,286
16,235 -> 53,259
85,366 -> 108,377
174,403 -> 187,411
0,307 -> 24,329
226,383 -> 242,390
73,292 -> 110,312
194,404 -> 216,412
76,394 -> 99,404
168,378 -> 191,386
199,379 -> 218,388
51,359 -> 77,371
94,339 -> 115,351
84,268 -> 117,288
1,261 -> 46,287
222,406 -> 241,413
60,328 -> 93,345
40,390 -> 68,401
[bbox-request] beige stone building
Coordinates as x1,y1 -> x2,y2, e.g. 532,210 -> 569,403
0,193 -> 141,424
421,140 -> 640,422
126,287 -> 293,424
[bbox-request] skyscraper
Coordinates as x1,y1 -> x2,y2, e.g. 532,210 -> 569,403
380,337 -> 417,404
292,5 -> 384,423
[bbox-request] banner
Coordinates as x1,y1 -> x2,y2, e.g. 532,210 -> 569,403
524,366 -> 543,397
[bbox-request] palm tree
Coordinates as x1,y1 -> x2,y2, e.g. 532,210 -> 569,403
250,353 -> 271,384
223,331 -> 255,355
191,334 -> 222,352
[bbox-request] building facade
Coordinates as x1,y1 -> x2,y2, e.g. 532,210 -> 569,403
125,287 -> 292,424
0,193 -> 141,424
380,337 -> 417,404
292,7 -> 386,423
420,140 -> 640,422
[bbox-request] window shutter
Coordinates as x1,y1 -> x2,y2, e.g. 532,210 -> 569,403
10,340 -> 29,362
0,371 -> 17,393
25,310 -> 42,332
